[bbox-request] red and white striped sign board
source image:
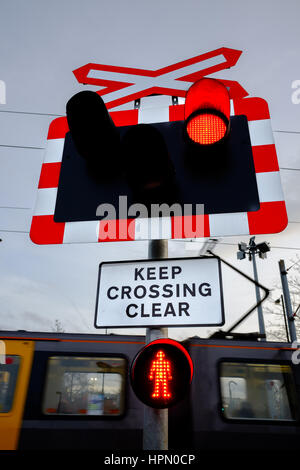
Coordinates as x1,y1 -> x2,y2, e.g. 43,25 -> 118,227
30,96 -> 287,245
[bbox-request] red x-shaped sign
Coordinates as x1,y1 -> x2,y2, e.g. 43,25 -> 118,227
73,47 -> 247,109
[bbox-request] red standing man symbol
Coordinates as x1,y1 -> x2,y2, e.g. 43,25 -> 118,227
149,350 -> 173,399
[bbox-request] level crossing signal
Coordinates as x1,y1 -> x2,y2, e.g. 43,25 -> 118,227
30,72 -> 287,244
130,339 -> 193,408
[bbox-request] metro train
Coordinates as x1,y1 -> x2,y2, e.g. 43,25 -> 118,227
0,330 -> 299,451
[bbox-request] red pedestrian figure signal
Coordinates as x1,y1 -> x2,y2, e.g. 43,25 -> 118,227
130,339 -> 193,408
149,350 -> 173,399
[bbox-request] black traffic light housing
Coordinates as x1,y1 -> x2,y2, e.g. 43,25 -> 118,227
66,90 -> 122,179
130,339 -> 193,409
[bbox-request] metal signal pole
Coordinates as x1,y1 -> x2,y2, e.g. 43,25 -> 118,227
143,239 -> 168,450
279,260 -> 297,343
251,244 -> 266,337
237,237 -> 270,338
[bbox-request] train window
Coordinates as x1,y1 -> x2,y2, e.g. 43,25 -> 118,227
42,356 -> 126,416
0,356 -> 21,413
220,362 -> 299,422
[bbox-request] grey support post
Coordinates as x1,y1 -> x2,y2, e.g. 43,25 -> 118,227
279,260 -> 297,343
143,239 -> 168,450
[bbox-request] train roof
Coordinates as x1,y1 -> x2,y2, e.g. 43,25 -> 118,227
0,330 -> 295,351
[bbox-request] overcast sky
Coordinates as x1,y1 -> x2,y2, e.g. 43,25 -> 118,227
0,0 -> 300,340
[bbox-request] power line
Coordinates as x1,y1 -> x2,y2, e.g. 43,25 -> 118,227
0,229 -> 300,252
0,109 -> 63,117
280,167 -> 300,171
0,229 -> 29,234
273,130 -> 300,134
0,206 -> 31,210
217,242 -> 300,251
173,239 -> 300,252
0,144 -> 44,150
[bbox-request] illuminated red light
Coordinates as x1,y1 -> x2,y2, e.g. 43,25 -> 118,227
184,78 -> 230,145
187,114 -> 227,145
148,350 -> 173,400
130,338 -> 193,408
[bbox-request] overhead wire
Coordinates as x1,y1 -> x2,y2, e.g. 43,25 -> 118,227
0,230 -> 300,252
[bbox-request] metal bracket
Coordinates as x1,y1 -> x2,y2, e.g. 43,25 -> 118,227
206,251 -> 270,336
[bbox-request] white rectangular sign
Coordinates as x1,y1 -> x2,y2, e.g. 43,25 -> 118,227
94,257 -> 225,328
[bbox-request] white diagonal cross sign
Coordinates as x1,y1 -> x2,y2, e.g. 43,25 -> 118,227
73,47 -> 243,109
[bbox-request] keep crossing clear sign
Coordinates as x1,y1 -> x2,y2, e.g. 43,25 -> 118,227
94,256 -> 225,328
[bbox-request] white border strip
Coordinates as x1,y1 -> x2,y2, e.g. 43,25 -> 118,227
63,220 -> 100,243
256,171 -> 284,202
44,138 -> 65,164
34,188 -> 57,216
135,217 -> 172,240
138,105 -> 170,124
209,211 -> 249,237
248,119 -> 274,147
